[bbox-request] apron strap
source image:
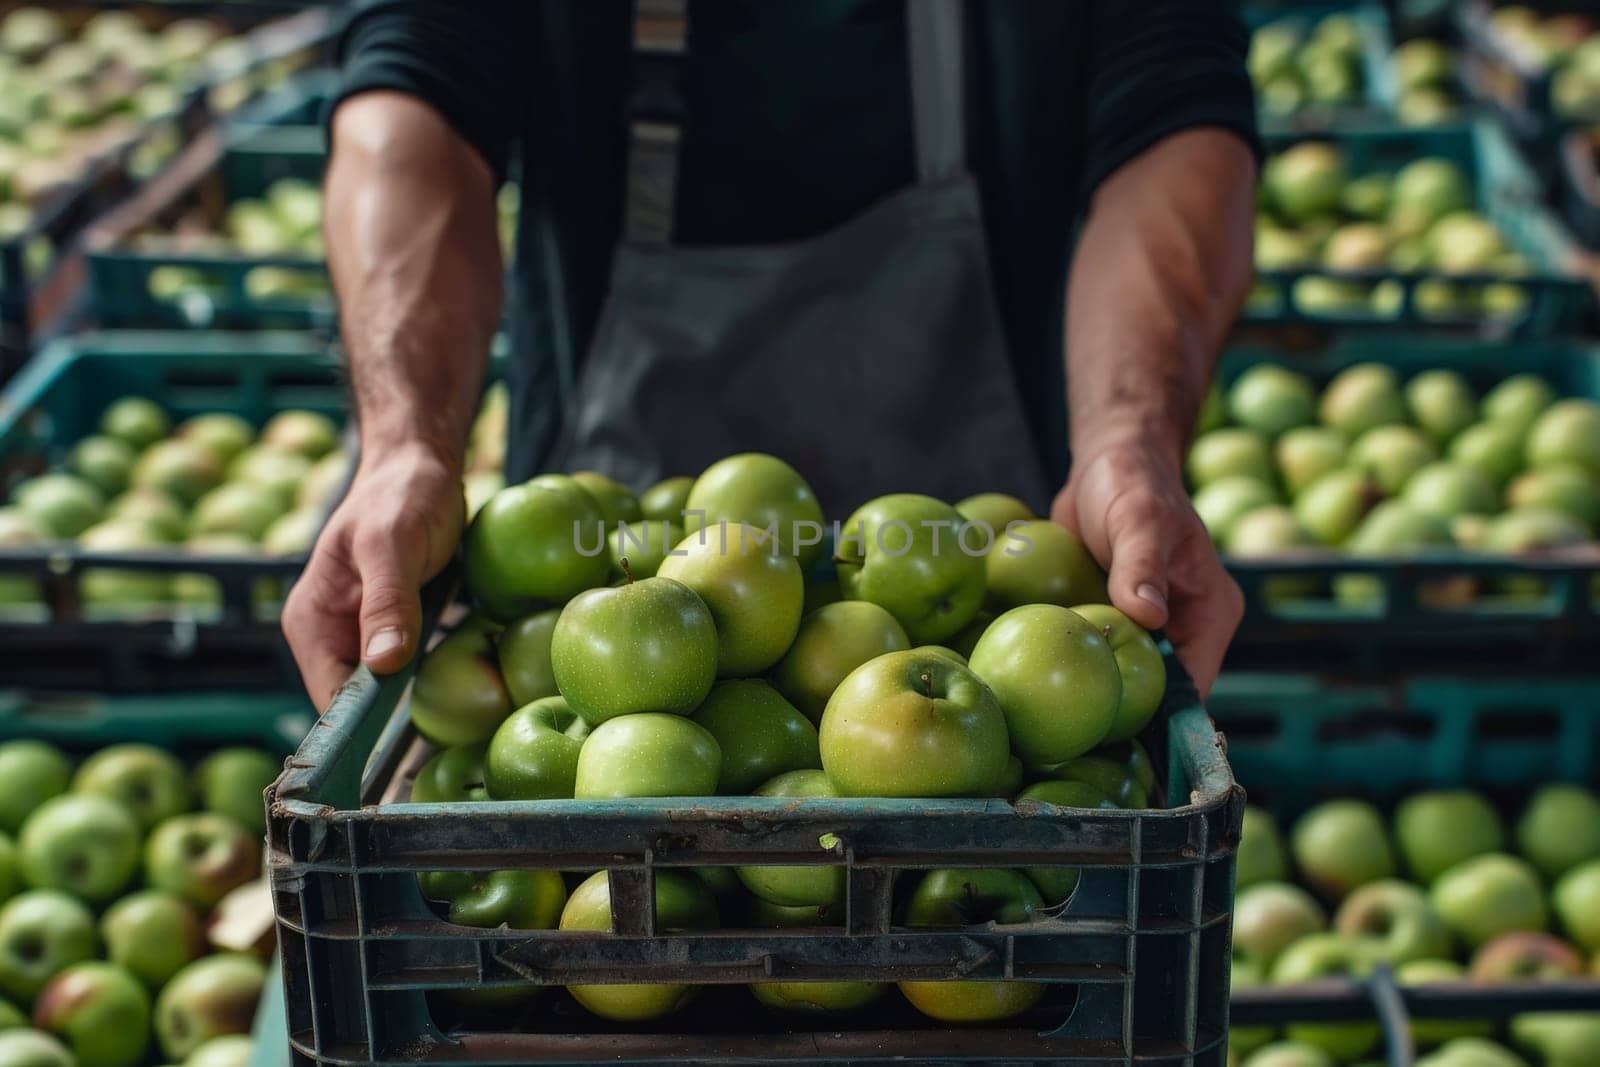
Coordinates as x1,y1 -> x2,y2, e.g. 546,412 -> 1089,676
620,0 -> 967,246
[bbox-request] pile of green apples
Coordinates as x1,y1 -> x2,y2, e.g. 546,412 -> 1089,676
0,737 -> 284,1067
1483,6 -> 1600,122
1188,360 -> 1600,595
0,8 -> 244,243
1230,785 -> 1600,1065
1250,13 -> 1370,117
400,453 -> 1170,1025
0,395 -> 346,614
1389,37 -> 1467,127
1256,144 -> 1535,322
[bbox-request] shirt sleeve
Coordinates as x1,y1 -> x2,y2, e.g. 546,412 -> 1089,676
328,0 -> 525,182
1078,1 -> 1261,200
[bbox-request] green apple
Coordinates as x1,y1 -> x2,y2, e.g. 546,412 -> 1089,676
684,453 -> 825,571
983,519 -> 1107,611
1270,933 -> 1381,1060
1394,790 -> 1505,885
258,410 -> 338,459
771,601 -> 909,723
484,698 -> 583,800
188,484 -> 282,542
1526,398 -> 1600,476
1396,958 -> 1493,1048
1470,931 -> 1584,980
260,508 -> 321,556
1233,882 -> 1325,969
19,794 -> 140,903
573,713 -> 720,799
153,954 -> 265,1061
410,743 -> 488,805
657,526 -> 804,676
639,476 -> 694,523
1319,364 -> 1407,438
819,649 -> 1009,798
1505,464 -> 1599,530
1515,784 -> 1600,880
691,680 -> 820,794
132,440 -> 223,507
1014,780 -> 1114,904
1482,375 -> 1555,435
100,397 -> 169,450
606,520 -> 682,581
0,834 -> 14,906
1407,369 -> 1479,444
560,870 -> 717,1021
1275,427 -> 1347,498
1193,477 -> 1279,543
969,604 -> 1121,767
407,624 -> 513,746
1228,364 -> 1316,438
1553,860 -> 1600,952
551,576 -> 718,723
1237,806 -> 1290,889
1036,754 -> 1148,809
75,519 -> 174,608
106,489 -> 187,543
0,743 -> 70,835
143,814 -> 259,910
0,891 -> 96,1003
1240,1041 -> 1336,1067
1485,507 -> 1589,552
1323,222 -> 1389,272
440,868 -> 567,930
569,471 -> 641,526
836,494 -> 984,644
1347,426 -> 1436,496
1510,1012 -> 1600,1067
68,436 -> 136,498
192,748 -> 279,835
14,474 -> 104,539
1187,428 -> 1275,489
100,891 -> 204,989
735,770 -> 844,906
495,609 -> 560,707
896,869 -> 1044,1022
954,493 -> 1035,533
0,1029 -> 73,1067
1448,421 -> 1524,489
1402,462 -> 1498,519
175,414 -> 253,465
1293,469 -> 1376,545
1334,879 -> 1451,965
71,744 -> 192,832
1068,605 -> 1164,742
227,447 -> 309,507
1389,158 -> 1471,231
182,1035 -> 254,1067
463,474 -> 610,619
747,896 -> 885,1013
299,452 -> 351,511
1264,141 -> 1346,225
1289,800 -> 1395,901
1430,853 -> 1547,949
33,961 -> 150,1067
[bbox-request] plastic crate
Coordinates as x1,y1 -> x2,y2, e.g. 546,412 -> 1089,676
265,575 -> 1242,1066
1453,0 -> 1581,182
1215,333 -> 1600,673
1247,3 -> 1397,133
1245,121 -> 1595,337
0,330 -> 346,691
84,124 -> 330,332
1212,672 -> 1600,1065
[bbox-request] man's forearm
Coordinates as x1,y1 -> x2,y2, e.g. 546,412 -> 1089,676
1066,129 -> 1257,470
326,91 -> 504,471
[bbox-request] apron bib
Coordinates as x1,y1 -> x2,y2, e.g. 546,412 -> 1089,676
554,0 -> 1051,516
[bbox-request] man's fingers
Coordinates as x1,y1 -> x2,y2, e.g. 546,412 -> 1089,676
1165,552 -> 1243,699
353,525 -> 425,675
283,573 -> 361,710
1102,497 -> 1174,632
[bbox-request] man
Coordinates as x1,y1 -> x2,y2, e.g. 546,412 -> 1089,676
284,1 -> 1257,706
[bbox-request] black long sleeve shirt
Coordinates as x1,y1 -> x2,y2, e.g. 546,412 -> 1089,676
332,1 -> 1258,483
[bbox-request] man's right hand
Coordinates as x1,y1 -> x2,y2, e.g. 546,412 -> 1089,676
283,442 -> 466,708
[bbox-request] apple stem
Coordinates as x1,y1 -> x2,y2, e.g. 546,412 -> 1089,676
919,672 -> 932,697
619,557 -> 635,585
1101,624 -> 1113,641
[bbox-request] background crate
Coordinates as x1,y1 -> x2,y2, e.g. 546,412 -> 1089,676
1213,671 -> 1600,1064
84,124 -> 330,331
1215,333 -> 1600,673
1247,2 -> 1398,133
1453,0 -> 1581,182
1245,120 -> 1595,337
265,578 -> 1240,1066
0,330 -> 346,691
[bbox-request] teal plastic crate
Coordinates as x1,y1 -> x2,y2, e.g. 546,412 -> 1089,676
265,573 -> 1241,1066
0,331 -> 346,690
85,125 -> 331,332
1247,3 -> 1397,133
1213,672 -> 1600,1065
1214,334 -> 1600,672
1247,120 -> 1594,336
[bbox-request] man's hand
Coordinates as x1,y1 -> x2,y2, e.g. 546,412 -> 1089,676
282,444 -> 465,707
1052,441 -> 1241,698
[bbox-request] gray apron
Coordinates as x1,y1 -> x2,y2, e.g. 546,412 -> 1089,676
555,0 -> 1052,516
